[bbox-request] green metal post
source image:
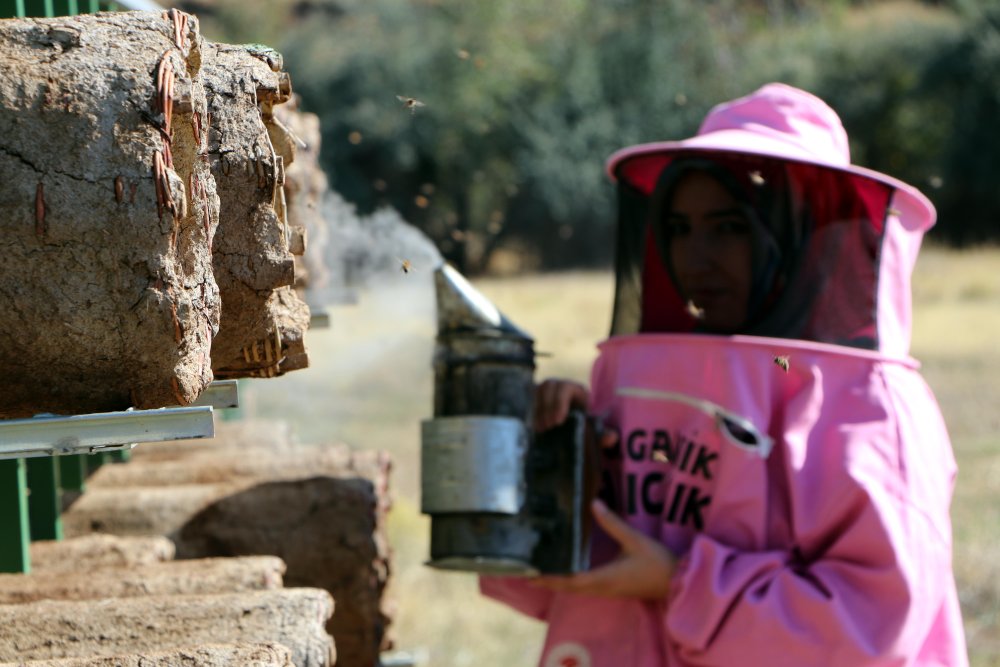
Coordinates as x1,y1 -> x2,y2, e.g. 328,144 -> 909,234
26,457 -> 63,541
59,455 -> 87,493
108,448 -> 132,463
84,0 -> 96,12
0,460 -> 31,573
23,0 -> 54,17
220,380 -> 245,422
0,0 -> 28,17
52,0 -> 78,16
86,451 -> 109,476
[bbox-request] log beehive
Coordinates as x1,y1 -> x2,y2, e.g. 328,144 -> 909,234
0,11 -> 219,416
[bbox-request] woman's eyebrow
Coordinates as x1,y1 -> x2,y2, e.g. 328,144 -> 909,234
666,207 -> 746,220
704,207 -> 746,220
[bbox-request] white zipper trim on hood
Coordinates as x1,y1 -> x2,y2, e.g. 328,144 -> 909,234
617,386 -> 774,459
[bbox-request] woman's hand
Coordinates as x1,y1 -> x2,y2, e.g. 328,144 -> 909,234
532,499 -> 677,600
534,379 -> 619,448
534,379 -> 590,433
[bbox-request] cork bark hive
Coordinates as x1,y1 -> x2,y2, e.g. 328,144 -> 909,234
0,555 -> 286,604
63,441 -> 394,667
0,589 -> 335,666
0,11 -> 220,416
28,534 -> 176,573
3,643 -> 296,667
0,12 -> 316,417
201,41 -> 310,379
275,95 -> 331,292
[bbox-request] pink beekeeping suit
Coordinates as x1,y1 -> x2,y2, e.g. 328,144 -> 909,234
481,83 -> 968,667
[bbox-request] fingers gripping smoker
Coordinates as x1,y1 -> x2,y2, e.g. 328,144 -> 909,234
421,265 -> 598,575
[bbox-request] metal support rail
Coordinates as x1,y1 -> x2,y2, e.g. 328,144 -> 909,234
0,405 -> 215,572
309,308 -> 331,330
0,406 -> 216,461
192,379 -> 240,409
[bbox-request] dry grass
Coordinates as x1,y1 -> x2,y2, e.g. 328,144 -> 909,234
241,245 -> 999,666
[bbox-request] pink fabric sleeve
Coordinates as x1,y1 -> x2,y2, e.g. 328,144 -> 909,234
664,457 -> 955,666
479,576 -> 555,622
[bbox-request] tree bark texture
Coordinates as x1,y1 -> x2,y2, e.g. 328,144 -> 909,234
0,555 -> 285,604
0,589 -> 334,667
28,534 -> 175,573
0,11 -> 220,417
62,447 -> 393,667
201,42 -> 310,379
1,642 -> 295,667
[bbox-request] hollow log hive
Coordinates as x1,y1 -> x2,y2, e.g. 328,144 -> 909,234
0,10 -> 311,417
0,421 -> 394,667
0,555 -> 286,604
0,11 -> 391,667
275,94 -> 331,293
1,642 -> 296,667
201,41 -> 310,379
61,427 -> 394,667
28,534 -> 176,573
0,589 -> 335,666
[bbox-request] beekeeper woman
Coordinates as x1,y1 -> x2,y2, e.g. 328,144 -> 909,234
481,83 -> 968,667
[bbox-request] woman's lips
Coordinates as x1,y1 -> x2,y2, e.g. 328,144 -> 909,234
687,288 -> 728,303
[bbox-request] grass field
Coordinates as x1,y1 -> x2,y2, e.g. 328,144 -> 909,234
242,244 -> 1000,666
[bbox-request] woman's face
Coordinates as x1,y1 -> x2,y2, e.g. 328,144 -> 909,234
664,170 -> 754,333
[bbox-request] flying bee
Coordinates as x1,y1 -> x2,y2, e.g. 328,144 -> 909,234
398,257 -> 413,274
396,95 -> 426,114
749,170 -> 765,186
455,48 -> 470,60
773,355 -> 790,373
652,451 -> 670,463
686,300 -> 705,320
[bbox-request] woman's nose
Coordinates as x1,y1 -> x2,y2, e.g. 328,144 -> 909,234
680,230 -> 717,273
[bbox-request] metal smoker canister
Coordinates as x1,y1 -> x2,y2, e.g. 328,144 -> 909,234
421,264 -> 594,575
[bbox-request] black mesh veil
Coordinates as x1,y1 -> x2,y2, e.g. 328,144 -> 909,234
609,181 -> 649,337
608,152 -> 895,348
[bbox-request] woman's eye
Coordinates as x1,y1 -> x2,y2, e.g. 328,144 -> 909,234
664,219 -> 690,237
716,218 -> 750,234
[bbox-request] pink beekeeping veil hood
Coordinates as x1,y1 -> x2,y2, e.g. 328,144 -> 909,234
605,83 -> 936,360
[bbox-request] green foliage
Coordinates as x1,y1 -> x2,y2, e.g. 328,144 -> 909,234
916,5 -> 1000,243
182,0 -> 1000,270
742,4 -> 962,190
743,1 -> 1000,244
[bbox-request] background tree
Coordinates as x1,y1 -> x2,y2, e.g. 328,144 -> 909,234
181,0 -> 1000,272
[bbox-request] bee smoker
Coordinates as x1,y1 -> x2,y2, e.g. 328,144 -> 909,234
420,264 -> 598,575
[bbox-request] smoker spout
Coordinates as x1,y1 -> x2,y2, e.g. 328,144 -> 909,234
434,264 -> 533,340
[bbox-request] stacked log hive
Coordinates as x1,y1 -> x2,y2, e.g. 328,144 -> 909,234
202,41 -> 310,379
3,642 -> 295,667
0,11 -> 312,417
0,11 -> 383,666
0,11 -> 218,415
29,534 -> 176,572
0,555 -> 286,603
0,589 -> 335,666
4,490 -> 337,666
61,421 -> 394,667
275,94 -> 331,293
